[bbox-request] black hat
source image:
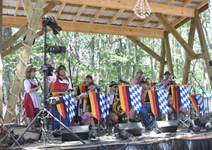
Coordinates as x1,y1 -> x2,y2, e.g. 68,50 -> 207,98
88,82 -> 95,86
138,78 -> 148,84
109,81 -> 118,87
164,71 -> 171,75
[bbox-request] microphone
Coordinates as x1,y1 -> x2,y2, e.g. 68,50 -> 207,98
187,70 -> 193,74
63,72 -> 66,77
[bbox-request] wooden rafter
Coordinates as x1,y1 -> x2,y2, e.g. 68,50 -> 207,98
137,14 -> 155,28
14,0 -> 21,17
123,14 -> 137,26
55,2 -> 66,20
21,0 -> 33,22
73,4 -> 86,22
52,0 -> 195,17
155,13 -> 196,58
153,0 -> 191,29
90,7 -> 105,23
164,0 -> 174,5
3,15 -> 165,39
2,1 -> 59,52
107,9 -> 124,25
127,36 -> 166,64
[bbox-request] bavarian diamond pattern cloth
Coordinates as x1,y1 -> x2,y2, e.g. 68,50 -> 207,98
195,94 -> 205,113
155,83 -> 165,90
129,85 -> 141,114
179,86 -> 190,111
63,94 -> 75,122
106,93 -> 110,116
157,90 -> 169,116
99,93 -> 107,121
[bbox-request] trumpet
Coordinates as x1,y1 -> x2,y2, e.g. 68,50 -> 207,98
150,85 -> 160,90
168,75 -> 177,82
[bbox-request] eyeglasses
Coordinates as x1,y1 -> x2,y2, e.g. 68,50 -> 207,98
60,68 -> 66,70
167,74 -> 171,76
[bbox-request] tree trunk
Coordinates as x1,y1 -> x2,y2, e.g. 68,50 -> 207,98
3,63 -> 10,101
132,44 -> 138,79
97,36 -> 101,85
208,0 -> 212,43
126,38 -> 130,82
203,61 -> 207,91
119,38 -> 125,80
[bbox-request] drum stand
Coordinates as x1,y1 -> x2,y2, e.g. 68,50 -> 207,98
11,107 -> 86,148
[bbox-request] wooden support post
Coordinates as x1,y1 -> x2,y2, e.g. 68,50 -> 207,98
182,19 -> 195,84
155,13 -> 196,58
127,36 -> 166,65
164,31 -> 174,75
21,0 -> 33,22
159,39 -> 166,82
195,10 -> 212,88
0,0 -> 2,117
3,0 -> 45,124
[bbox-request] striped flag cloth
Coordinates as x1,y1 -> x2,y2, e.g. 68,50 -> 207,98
171,85 -> 190,112
118,85 -> 141,115
129,85 -> 141,114
149,82 -> 164,90
54,94 -> 66,119
63,93 -> 75,122
89,92 -> 102,121
190,94 -> 204,114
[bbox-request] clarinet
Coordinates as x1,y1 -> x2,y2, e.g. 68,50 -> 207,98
35,76 -> 44,92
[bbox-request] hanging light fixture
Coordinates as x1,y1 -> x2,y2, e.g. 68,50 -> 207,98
133,0 -> 152,19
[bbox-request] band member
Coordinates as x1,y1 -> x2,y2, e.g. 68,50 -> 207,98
85,75 -> 93,84
24,68 -> 42,132
108,81 -> 119,124
161,71 -> 172,90
132,69 -> 143,84
47,65 -> 73,129
139,78 -> 161,128
75,82 -> 104,128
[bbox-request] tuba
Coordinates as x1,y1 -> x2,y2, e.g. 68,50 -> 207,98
112,80 -> 127,116
82,92 -> 91,113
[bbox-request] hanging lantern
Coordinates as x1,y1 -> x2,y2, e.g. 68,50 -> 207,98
133,0 -> 152,19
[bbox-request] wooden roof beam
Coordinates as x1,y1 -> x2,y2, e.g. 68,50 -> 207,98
21,0 -> 33,22
14,0 -> 21,17
137,14 -> 155,28
90,7 -> 105,23
123,14 -> 137,26
155,13 -> 196,58
127,36 -> 166,64
2,1 -> 60,51
55,2 -> 66,20
54,0 -> 195,17
73,4 -> 86,22
107,9 -> 124,25
164,0 -> 174,5
2,15 -> 165,39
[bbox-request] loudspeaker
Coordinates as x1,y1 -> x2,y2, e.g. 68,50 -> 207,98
117,122 -> 143,136
61,126 -> 89,141
153,120 -> 178,132
194,117 -> 208,128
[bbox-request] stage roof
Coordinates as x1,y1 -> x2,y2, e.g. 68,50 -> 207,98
2,0 -> 208,39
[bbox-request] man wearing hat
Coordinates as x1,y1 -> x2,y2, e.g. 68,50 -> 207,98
132,69 -> 144,84
85,75 -> 93,84
161,71 -> 172,90
138,78 -> 162,129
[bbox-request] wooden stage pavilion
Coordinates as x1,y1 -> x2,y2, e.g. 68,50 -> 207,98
1,0 -> 212,149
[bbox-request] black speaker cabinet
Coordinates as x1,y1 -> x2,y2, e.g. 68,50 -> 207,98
118,122 -> 143,136
61,126 -> 89,141
194,117 -> 208,128
153,120 -> 178,132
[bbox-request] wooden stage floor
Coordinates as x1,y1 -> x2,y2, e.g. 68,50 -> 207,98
6,125 -> 212,150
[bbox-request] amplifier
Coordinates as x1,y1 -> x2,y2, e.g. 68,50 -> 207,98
61,126 -> 89,141
194,117 -> 208,128
152,120 -> 178,132
117,122 -> 143,136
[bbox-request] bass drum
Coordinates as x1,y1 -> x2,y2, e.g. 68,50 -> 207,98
112,101 -> 125,116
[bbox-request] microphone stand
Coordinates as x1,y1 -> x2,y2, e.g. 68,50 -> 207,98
189,72 -> 208,116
